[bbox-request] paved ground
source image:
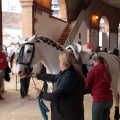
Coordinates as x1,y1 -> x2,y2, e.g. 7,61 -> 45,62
0,74 -> 118,120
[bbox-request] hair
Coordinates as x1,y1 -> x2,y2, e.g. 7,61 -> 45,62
93,55 -> 111,77
59,50 -> 86,85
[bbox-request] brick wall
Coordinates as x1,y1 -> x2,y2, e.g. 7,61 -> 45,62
22,7 -> 33,39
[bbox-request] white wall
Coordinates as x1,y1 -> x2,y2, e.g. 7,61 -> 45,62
91,29 -> 99,50
3,29 -> 22,46
2,0 -> 22,13
102,32 -> 109,50
110,33 -> 117,52
73,21 -> 88,45
34,12 -> 67,42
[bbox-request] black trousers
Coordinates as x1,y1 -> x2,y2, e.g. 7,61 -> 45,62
20,77 -> 30,97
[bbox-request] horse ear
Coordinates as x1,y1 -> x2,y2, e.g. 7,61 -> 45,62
28,33 -> 37,42
25,38 -> 29,41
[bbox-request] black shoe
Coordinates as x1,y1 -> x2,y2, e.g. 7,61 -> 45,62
0,96 -> 4,100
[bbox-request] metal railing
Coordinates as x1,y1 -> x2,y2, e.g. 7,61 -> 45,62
63,10 -> 85,47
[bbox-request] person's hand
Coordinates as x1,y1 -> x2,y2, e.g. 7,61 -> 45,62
33,87 -> 42,97
31,73 -> 36,78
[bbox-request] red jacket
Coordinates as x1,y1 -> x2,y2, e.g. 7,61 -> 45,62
86,64 -> 113,102
0,52 -> 6,70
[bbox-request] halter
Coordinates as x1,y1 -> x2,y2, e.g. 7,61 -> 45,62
16,42 -> 35,75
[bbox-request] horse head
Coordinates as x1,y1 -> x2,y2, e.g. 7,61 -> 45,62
16,34 -> 37,77
65,42 -> 96,66
16,34 -> 64,78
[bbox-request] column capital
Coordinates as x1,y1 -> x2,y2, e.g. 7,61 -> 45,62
19,0 -> 34,7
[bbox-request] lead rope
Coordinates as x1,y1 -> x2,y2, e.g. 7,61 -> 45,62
21,76 -> 49,120
37,80 -> 49,120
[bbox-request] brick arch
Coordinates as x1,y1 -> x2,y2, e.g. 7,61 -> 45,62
35,0 -> 67,20
35,0 -> 90,21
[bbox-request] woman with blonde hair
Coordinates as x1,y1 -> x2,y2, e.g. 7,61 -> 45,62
86,55 -> 113,120
32,50 -> 85,120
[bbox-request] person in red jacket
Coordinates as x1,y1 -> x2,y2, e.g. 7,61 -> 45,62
0,45 -> 7,100
86,55 -> 113,120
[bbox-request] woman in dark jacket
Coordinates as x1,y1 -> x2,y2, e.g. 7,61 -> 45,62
32,50 -> 85,120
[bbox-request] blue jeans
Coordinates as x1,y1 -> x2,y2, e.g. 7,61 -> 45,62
92,100 -> 113,120
0,70 -> 5,88
0,70 -> 5,94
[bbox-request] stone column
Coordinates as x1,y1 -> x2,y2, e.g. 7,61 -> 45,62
19,0 -> 34,39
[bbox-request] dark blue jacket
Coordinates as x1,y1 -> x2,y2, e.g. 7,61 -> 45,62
37,66 -> 85,120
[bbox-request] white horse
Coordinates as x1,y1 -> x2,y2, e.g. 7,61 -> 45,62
16,34 -> 120,120
16,35 -> 64,77
97,52 -> 120,120
68,43 -> 120,120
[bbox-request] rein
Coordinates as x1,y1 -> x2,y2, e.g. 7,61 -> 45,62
21,77 -> 38,100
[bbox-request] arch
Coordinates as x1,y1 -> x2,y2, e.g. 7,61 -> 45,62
99,16 -> 110,52
36,0 -> 67,20
99,16 -> 109,33
35,0 -> 89,21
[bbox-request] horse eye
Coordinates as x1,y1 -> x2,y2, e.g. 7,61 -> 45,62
27,50 -> 32,53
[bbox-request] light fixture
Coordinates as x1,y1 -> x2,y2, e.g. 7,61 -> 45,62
95,15 -> 98,20
92,14 -> 99,22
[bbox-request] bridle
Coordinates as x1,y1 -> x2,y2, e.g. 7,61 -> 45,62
16,42 -> 35,75
16,42 -> 39,100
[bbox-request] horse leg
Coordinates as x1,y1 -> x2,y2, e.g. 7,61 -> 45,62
113,94 -> 119,120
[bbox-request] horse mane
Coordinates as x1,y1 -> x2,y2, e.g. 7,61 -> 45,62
65,43 -> 83,60
35,36 -> 64,51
